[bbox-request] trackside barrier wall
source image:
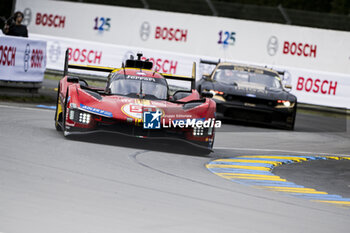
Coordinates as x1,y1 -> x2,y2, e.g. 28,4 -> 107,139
31,34 -> 350,109
0,35 -> 46,82
16,0 -> 350,108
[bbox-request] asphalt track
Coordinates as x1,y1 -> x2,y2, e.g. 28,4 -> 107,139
0,102 -> 349,233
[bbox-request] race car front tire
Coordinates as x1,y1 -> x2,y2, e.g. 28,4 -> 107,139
62,88 -> 69,136
54,84 -> 62,131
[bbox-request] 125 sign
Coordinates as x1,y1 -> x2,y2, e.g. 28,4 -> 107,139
93,17 -> 111,31
218,31 -> 236,45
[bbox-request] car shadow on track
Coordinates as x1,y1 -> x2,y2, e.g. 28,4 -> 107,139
216,111 -> 347,133
66,132 -> 212,157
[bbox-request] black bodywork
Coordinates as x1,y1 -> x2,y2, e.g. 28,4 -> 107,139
197,62 -> 297,130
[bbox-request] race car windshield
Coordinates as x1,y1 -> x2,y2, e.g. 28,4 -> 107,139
109,74 -> 168,100
214,68 -> 282,89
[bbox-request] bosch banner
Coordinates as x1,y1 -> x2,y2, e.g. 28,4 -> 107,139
30,33 -> 194,76
15,0 -> 350,75
0,35 -> 46,82
16,0 -> 350,108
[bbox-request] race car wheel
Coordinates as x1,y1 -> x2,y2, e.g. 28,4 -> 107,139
286,104 -> 297,130
54,84 -> 62,131
62,88 -> 69,136
208,135 -> 215,149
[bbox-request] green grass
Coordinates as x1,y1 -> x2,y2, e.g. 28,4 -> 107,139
44,73 -> 61,81
297,107 -> 349,119
0,95 -> 55,103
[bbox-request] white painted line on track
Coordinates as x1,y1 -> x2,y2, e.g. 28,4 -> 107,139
0,104 -> 52,112
214,146 -> 350,157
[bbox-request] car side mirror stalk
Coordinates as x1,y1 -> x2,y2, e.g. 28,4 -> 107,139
201,90 -> 213,98
284,84 -> 292,92
202,74 -> 211,81
67,76 -> 79,83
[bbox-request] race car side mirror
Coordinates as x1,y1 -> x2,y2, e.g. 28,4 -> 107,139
284,84 -> 292,92
202,74 -> 211,80
201,91 -> 213,98
67,76 -> 79,83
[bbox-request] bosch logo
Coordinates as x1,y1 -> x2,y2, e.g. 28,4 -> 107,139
31,49 -> 44,69
267,36 -> 278,56
140,22 -> 151,41
283,41 -> 317,58
68,47 -> 102,64
24,44 -> 30,72
155,26 -> 188,42
49,41 -> 61,63
0,45 -> 16,67
139,56 -> 178,74
35,13 -> 66,28
147,57 -> 178,74
23,44 -> 44,71
296,77 -> 337,95
22,8 -> 32,26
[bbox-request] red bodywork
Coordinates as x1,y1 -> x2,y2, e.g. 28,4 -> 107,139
57,68 -> 216,148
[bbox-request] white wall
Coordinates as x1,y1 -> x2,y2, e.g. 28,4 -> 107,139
16,0 -> 350,108
16,0 -> 350,74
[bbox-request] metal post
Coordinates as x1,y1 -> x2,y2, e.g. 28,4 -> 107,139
11,0 -> 17,15
205,0 -> 218,16
63,49 -> 69,77
278,4 -> 292,25
140,0 -> 149,9
191,62 -> 196,90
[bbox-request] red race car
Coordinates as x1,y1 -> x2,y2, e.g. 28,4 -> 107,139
54,51 -> 217,149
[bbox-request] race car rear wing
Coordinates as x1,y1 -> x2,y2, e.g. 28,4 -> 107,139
263,65 -> 288,79
161,62 -> 196,90
199,59 -> 220,66
200,58 -> 288,79
276,70 -> 286,78
63,49 -> 196,89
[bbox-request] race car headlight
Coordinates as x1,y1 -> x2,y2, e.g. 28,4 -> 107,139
275,100 -> 294,108
78,112 -> 91,124
208,90 -> 224,96
214,90 -> 224,95
70,103 -> 77,109
69,109 -> 75,120
208,126 -> 213,136
193,127 -> 204,136
283,101 -> 291,107
68,109 -> 92,124
206,89 -> 225,102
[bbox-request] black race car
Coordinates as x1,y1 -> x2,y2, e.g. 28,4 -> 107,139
197,60 -> 297,130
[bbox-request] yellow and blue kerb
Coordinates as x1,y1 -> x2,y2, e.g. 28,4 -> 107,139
206,155 -> 350,207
